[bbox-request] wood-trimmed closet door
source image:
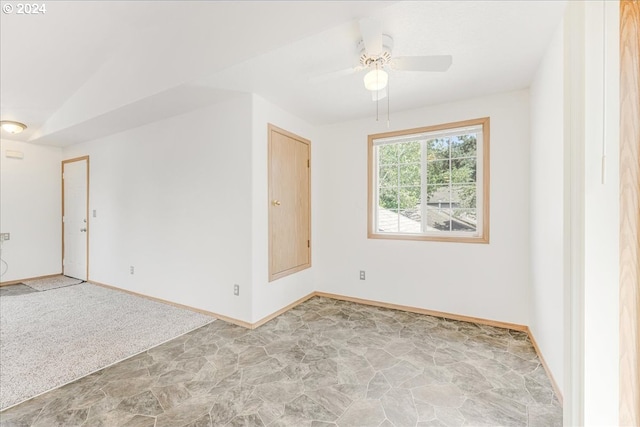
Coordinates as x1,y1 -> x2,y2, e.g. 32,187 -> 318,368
268,124 -> 311,282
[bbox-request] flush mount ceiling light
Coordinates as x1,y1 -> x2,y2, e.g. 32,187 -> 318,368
0,121 -> 27,134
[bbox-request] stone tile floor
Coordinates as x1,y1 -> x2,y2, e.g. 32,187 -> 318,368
0,296 -> 562,426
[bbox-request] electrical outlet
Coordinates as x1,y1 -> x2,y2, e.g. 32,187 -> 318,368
130,266 -> 135,275
233,284 -> 240,296
0,233 -> 9,241
359,270 -> 365,280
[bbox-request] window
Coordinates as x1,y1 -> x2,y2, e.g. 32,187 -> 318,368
368,117 -> 490,243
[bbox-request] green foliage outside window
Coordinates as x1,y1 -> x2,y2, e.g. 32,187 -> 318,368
377,134 -> 477,211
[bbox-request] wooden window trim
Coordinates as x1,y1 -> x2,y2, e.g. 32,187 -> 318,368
367,117 -> 490,243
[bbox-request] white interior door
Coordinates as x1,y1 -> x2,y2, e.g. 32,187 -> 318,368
63,158 -> 88,280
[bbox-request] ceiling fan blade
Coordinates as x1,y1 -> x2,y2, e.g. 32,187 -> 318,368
358,18 -> 383,56
391,55 -> 453,72
308,67 -> 358,85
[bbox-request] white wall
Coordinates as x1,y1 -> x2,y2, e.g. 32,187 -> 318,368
315,90 -> 531,325
62,95 -> 255,322
529,20 -> 565,394
59,93 -> 320,325
250,94 -> 317,323
0,139 -> 62,282
582,1 -> 620,424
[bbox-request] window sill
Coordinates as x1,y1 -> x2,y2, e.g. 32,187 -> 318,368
367,231 -> 489,244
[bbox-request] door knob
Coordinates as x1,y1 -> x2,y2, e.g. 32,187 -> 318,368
272,200 -> 281,206
80,228 -> 87,232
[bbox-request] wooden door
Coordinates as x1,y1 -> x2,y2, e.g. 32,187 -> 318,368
619,0 -> 640,424
268,124 -> 311,281
62,156 -> 89,280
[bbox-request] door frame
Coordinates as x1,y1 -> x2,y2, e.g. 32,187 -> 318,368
62,156 -> 90,280
268,123 -> 311,282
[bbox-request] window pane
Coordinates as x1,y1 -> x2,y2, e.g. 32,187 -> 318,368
426,138 -> 450,160
378,144 -> 399,165
427,159 -> 450,185
377,208 -> 399,232
398,141 -> 421,163
399,208 -> 422,233
451,185 -> 476,209
450,157 -> 476,184
452,209 -> 477,231
378,187 -> 398,210
425,205 -> 452,232
426,184 -> 452,206
398,186 -> 420,210
425,185 -> 453,230
379,165 -> 398,188
450,135 -> 477,159
399,163 -> 421,186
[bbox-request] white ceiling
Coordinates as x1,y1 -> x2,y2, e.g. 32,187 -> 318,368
0,1 -> 566,147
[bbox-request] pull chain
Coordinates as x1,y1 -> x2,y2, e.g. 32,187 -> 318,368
375,62 -> 380,122
387,76 -> 390,128
600,0 -> 607,184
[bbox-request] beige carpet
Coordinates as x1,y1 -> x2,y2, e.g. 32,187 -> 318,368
0,283 -> 214,410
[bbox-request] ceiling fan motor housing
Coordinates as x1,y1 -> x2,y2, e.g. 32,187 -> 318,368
358,34 -> 394,68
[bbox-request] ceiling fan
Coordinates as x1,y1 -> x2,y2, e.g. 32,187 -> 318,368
311,18 -> 453,100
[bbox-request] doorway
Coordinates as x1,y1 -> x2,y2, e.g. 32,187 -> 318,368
62,156 -> 89,281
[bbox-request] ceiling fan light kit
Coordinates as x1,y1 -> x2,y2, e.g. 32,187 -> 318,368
310,18 -> 453,123
364,68 -> 388,91
0,120 -> 27,134
359,34 -> 393,93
